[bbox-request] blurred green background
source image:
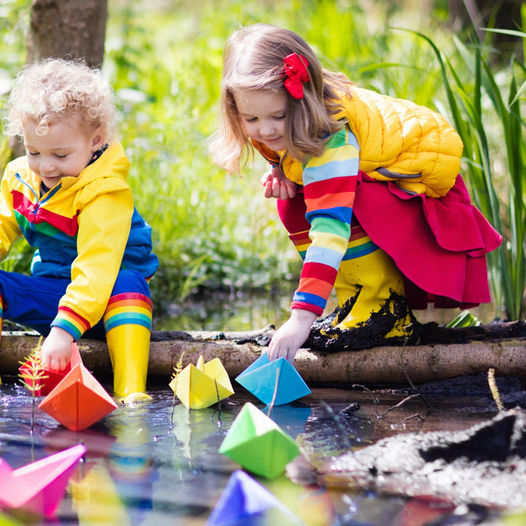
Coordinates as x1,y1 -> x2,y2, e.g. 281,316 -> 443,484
0,0 -> 524,329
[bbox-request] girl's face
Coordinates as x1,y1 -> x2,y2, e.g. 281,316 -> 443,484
24,115 -> 104,189
234,89 -> 288,152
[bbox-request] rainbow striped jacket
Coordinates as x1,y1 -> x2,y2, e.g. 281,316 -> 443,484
0,142 -> 158,339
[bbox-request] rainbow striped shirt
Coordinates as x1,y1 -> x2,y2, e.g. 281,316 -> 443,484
291,126 -> 359,315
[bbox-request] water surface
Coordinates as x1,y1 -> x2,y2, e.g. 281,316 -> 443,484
0,373 -> 514,525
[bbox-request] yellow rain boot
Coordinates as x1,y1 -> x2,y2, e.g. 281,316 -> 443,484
103,293 -> 153,403
333,234 -> 413,338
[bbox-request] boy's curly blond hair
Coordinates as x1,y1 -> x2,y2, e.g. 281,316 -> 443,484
5,58 -> 117,142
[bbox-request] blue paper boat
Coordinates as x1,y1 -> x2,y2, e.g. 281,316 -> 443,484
236,354 -> 311,405
206,470 -> 298,526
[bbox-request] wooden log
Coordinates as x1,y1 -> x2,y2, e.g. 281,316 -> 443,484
0,330 -> 525,384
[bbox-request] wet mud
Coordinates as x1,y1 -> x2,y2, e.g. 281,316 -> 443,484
322,407 -> 526,509
307,292 -> 526,352
307,292 -> 419,351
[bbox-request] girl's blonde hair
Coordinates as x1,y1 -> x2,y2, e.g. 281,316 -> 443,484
210,23 -> 352,173
5,58 -> 117,142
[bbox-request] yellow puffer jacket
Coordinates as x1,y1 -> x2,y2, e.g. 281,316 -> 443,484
258,86 -> 463,198
336,85 -> 463,197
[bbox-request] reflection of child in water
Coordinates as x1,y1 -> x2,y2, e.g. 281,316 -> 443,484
3,58 -> 159,400
211,24 -> 502,362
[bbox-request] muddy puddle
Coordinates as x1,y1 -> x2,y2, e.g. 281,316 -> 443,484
0,372 -> 525,525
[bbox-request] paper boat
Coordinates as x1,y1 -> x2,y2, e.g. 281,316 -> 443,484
39,343 -> 118,431
206,470 -> 298,526
219,402 -> 300,478
0,444 -> 86,518
19,358 -> 71,397
169,355 -> 234,409
236,353 -> 311,405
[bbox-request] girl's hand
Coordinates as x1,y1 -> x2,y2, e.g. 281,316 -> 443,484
41,327 -> 74,371
268,309 -> 317,363
261,166 -> 297,199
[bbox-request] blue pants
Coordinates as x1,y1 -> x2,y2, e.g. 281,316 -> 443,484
0,269 -> 151,340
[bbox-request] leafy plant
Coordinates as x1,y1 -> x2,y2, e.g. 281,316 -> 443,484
18,337 -> 47,431
170,351 -> 185,424
487,367 -> 504,412
446,310 -> 481,328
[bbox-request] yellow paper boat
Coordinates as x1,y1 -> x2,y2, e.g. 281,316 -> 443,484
169,355 -> 234,409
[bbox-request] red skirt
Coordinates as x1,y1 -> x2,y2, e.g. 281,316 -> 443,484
353,172 -> 502,309
276,172 -> 502,310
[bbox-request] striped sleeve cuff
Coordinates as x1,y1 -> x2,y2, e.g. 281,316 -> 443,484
51,306 -> 91,341
291,291 -> 325,316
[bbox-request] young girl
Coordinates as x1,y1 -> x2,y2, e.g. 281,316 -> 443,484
211,24 -> 502,363
2,58 -> 159,401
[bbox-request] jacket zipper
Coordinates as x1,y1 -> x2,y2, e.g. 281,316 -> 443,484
15,172 -> 62,225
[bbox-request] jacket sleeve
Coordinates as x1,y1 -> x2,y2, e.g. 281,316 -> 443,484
0,167 -> 23,260
51,183 -> 133,339
291,128 -> 360,315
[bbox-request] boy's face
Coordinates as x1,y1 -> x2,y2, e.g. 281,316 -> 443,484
234,88 -> 288,152
23,115 -> 104,189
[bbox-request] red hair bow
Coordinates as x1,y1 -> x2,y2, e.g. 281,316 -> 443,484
283,53 -> 309,99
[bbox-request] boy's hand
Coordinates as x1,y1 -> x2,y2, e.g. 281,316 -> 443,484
261,166 -> 297,199
41,327 -> 74,371
267,309 -> 317,363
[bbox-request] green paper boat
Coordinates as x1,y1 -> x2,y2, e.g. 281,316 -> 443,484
219,402 -> 300,478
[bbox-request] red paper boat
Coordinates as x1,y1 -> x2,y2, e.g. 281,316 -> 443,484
39,344 -> 118,431
19,358 -> 71,396
0,444 -> 86,518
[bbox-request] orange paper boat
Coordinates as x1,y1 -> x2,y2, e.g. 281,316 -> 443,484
39,344 -> 118,431
0,444 -> 86,518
